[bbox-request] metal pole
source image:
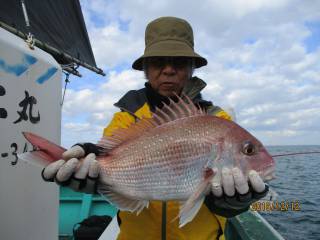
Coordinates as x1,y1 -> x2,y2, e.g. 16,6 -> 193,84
62,67 -> 82,77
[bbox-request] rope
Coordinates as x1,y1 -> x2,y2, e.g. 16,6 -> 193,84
61,72 -> 70,107
272,151 -> 320,158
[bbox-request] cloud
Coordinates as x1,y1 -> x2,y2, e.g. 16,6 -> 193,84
61,69 -> 145,147
89,23 -> 144,68
60,0 -> 320,147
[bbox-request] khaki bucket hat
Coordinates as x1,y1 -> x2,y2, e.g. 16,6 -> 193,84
132,16 -> 207,70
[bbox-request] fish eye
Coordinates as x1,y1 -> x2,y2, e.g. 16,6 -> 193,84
242,141 -> 256,156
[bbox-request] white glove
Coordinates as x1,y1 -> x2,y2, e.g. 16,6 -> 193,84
211,167 -> 266,198
42,145 -> 100,194
205,167 -> 268,213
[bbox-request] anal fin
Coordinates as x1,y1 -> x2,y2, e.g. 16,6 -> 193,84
98,184 -> 148,215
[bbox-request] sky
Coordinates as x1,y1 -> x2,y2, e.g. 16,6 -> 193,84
61,0 -> 320,148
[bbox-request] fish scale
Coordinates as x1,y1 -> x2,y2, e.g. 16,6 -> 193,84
99,116 -> 218,201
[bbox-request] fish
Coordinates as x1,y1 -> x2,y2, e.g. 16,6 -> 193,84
19,94 -> 275,227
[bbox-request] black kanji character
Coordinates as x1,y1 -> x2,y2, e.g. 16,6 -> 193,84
0,85 -> 8,119
14,91 -> 40,124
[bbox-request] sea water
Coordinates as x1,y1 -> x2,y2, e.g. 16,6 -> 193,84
259,145 -> 320,240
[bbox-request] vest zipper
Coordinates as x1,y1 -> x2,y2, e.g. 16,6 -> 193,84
161,202 -> 167,240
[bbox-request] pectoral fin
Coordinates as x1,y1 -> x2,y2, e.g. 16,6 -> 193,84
176,168 -> 215,227
178,197 -> 205,228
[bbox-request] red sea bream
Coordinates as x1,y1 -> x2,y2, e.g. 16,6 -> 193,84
20,95 -> 275,227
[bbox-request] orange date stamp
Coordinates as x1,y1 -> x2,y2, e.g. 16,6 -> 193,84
250,200 -> 301,212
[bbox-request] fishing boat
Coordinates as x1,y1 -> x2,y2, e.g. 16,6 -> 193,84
0,1 -> 103,239
0,1 -> 284,239
59,184 -> 285,240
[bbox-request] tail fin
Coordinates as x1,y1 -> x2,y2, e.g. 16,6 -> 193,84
18,132 -> 66,167
18,151 -> 58,168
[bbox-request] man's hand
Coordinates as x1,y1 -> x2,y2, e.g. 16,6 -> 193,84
205,167 -> 268,217
41,143 -> 100,194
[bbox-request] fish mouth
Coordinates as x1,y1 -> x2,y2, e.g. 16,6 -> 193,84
257,165 -> 276,182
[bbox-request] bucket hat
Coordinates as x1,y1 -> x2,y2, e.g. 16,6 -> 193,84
132,16 -> 207,70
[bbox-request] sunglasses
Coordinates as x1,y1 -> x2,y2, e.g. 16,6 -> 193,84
145,57 -> 193,69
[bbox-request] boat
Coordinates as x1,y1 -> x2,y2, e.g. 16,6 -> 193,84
0,1 -> 103,239
59,187 -> 285,240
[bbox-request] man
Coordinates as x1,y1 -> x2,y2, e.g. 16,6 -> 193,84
43,17 -> 268,239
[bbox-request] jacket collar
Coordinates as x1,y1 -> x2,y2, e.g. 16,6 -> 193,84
182,76 -> 207,99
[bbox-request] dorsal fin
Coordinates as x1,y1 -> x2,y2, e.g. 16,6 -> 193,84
152,93 -> 205,125
97,93 -> 206,152
96,118 -> 157,152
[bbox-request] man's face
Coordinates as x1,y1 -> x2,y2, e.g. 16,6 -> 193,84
145,57 -> 192,97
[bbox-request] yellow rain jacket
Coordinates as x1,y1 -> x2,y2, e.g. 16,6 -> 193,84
102,77 -> 236,240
